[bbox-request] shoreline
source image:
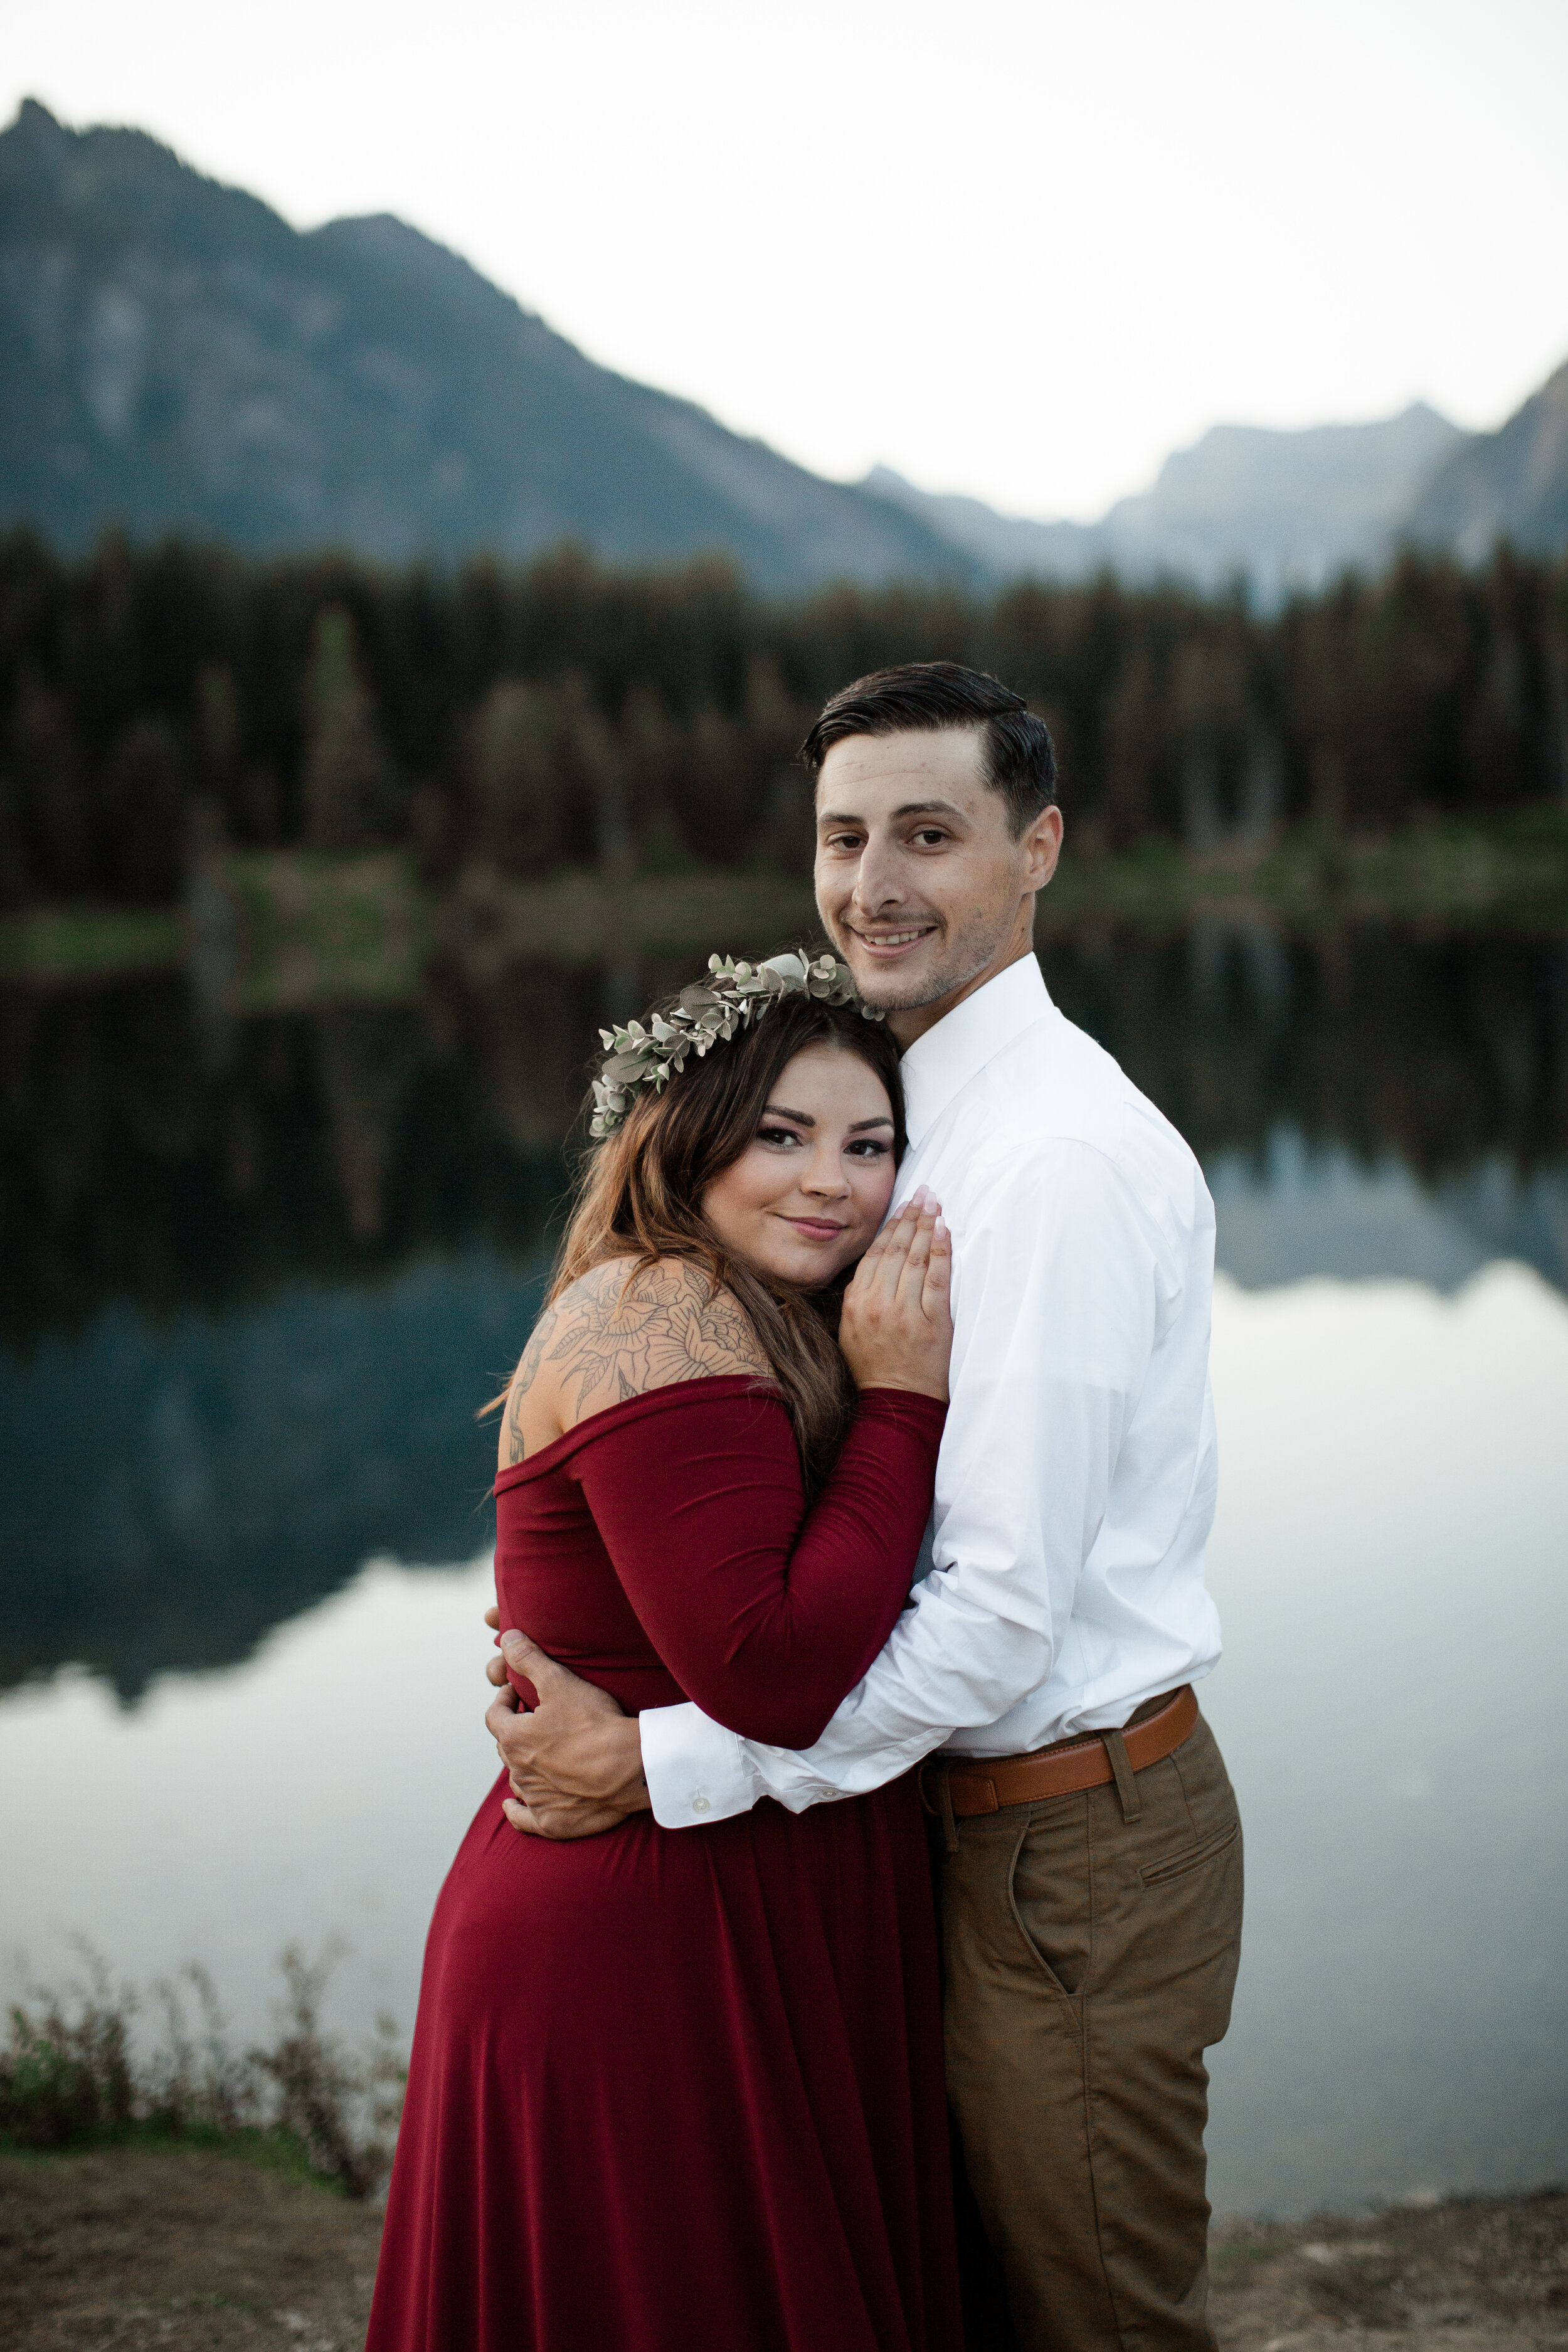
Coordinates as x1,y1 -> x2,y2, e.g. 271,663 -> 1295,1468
2,2145 -> 1562,2349
1,812 -> 1565,999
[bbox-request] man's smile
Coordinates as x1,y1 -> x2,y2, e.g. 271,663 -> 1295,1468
847,922 -> 940,959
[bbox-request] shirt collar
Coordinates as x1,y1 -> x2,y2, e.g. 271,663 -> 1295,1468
898,954 -> 1052,1152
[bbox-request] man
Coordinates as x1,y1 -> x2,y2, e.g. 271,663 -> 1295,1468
487,662 -> 1243,2352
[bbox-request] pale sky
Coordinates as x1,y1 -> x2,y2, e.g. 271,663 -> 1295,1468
6,0 -> 1567,520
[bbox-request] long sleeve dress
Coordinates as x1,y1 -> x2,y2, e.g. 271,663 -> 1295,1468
364,1375 -> 963,2352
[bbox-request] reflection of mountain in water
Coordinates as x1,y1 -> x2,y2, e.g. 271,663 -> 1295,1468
0,1254 -> 543,1700
1,923 -> 1564,1699
1210,1133 -> 1568,1293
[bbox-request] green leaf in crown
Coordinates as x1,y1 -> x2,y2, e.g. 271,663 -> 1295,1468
588,951 -> 882,1139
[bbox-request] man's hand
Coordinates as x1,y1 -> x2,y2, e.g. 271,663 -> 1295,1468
483,1609 -> 650,1841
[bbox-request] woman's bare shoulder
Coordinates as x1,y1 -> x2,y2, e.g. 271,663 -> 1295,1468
501,1257 -> 770,1465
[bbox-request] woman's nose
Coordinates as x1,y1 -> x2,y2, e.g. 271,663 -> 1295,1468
800,1155 -> 850,1198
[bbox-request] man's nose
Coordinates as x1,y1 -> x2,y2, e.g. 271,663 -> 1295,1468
847,834 -> 909,914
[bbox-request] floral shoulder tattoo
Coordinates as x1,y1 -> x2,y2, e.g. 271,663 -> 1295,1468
504,1260 -> 769,1465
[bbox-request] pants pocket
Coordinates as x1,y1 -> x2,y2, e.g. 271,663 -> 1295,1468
1138,1816 -> 1240,1887
1007,1808 -> 1092,1997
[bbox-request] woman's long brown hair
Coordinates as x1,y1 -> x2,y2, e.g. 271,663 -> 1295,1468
544,987 -> 906,1491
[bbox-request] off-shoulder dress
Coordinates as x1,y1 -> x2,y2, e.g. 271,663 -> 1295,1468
364,1375 -> 962,2352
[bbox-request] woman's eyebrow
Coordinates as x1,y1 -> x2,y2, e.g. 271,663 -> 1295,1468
761,1106 -> 894,1133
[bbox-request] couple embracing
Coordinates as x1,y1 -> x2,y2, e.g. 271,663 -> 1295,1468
366,663 -> 1244,2352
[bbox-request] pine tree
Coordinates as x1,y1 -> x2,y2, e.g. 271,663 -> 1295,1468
301,608 -> 398,853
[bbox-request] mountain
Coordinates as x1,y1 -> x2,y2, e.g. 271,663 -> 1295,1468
866,403 -> 1471,600
5,99 -> 1562,598
0,99 -> 969,593
1405,359 -> 1568,563
859,469 -> 1104,585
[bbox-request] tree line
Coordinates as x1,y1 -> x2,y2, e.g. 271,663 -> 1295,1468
1,532 -> 1565,909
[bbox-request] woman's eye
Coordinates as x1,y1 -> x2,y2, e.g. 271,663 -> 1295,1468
846,1139 -> 891,1161
756,1125 -> 803,1148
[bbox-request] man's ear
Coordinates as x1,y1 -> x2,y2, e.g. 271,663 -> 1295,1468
1021,804 -> 1064,893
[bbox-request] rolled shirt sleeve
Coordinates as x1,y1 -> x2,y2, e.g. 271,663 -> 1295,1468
640,1139 -> 1167,1825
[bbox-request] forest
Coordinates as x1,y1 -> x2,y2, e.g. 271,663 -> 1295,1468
1,530 -> 1566,911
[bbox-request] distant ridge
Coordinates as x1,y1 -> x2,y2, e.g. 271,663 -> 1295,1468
1406,359 -> 1568,563
0,99 -> 971,592
865,405 -> 1473,601
2,98 -> 1564,593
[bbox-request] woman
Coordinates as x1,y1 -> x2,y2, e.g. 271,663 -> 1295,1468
366,953 -> 961,2352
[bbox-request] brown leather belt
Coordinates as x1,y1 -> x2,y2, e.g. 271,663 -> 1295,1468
930,1685 -> 1198,1818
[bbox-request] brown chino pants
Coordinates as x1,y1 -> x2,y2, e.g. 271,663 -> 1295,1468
936,1708 -> 1244,2352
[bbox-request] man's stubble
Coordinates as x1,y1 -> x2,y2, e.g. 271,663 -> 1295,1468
816,893 -> 1021,1018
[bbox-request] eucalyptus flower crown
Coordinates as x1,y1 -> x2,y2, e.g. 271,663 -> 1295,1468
590,951 -> 882,1140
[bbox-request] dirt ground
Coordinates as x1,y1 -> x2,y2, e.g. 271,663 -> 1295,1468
1208,2193 -> 1568,2351
1,2147 -> 1564,2350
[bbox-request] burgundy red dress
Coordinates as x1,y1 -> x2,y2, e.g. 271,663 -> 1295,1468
365,1375 -> 963,2352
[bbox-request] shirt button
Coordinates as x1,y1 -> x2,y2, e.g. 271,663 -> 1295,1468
690,1794 -> 711,1814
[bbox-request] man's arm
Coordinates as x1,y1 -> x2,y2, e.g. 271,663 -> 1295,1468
494,1140 -> 1167,1835
484,1621 -> 649,1836
640,1140 -> 1159,1821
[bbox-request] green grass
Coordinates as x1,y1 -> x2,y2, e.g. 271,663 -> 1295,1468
0,2118 -> 352,2194
1039,808 -> 1568,933
1,1944 -> 405,2200
441,864 -> 819,967
224,847 -> 430,1010
1208,2230 -> 1292,2277
0,903 -> 183,975
3,810 -> 1565,988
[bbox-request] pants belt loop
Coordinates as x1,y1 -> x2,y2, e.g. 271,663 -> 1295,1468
935,1764 -> 960,1857
1103,1727 -> 1142,1823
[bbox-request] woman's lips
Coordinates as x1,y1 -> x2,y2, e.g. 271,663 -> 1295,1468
782,1216 -> 847,1241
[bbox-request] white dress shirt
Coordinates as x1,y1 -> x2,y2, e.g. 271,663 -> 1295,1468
639,953 -> 1222,1826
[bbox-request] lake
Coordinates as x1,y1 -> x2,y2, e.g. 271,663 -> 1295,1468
3,919 -> 1565,2217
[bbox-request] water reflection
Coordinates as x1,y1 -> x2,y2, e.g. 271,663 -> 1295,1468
4,1265 -> 1564,2216
1,1258 -> 544,1699
1201,1262 -> 1568,2212
2,923 -> 1565,1705
4,925 -> 1564,1353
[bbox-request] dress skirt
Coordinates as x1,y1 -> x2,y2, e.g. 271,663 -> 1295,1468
366,1767 -> 958,2352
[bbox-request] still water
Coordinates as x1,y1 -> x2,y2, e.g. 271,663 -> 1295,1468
3,924 -> 1566,2216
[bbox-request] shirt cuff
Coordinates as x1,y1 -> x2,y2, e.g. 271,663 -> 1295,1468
638,1701 -> 757,1828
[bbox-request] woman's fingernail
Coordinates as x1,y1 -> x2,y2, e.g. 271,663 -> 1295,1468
935,1216 -> 949,1239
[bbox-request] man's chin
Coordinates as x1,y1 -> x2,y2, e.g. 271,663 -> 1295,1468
842,948 -> 972,1013
832,937 -> 948,1010
856,970 -> 950,1012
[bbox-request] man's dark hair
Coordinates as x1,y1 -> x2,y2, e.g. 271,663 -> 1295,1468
800,660 -> 1057,836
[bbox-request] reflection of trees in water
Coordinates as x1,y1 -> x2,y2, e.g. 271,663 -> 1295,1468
1040,926 -> 1568,1186
3,932 -> 1565,1351
2,932 -> 1563,1698
0,973 -> 569,1352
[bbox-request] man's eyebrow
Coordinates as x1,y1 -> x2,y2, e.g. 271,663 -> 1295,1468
816,798 -> 967,825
